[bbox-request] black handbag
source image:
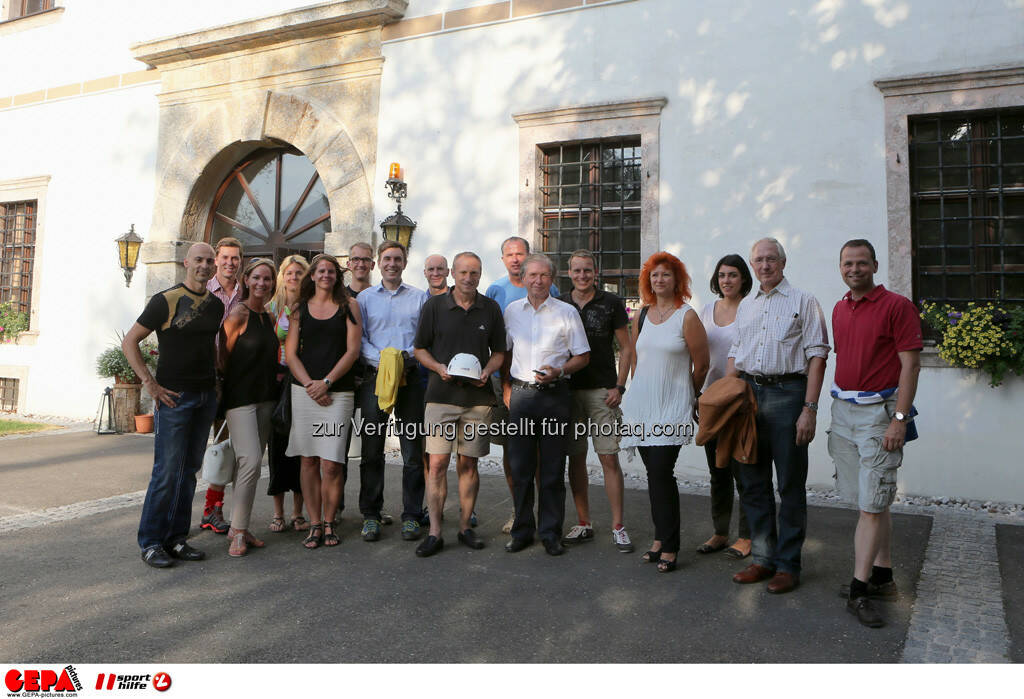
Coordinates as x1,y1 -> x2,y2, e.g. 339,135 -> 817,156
271,374 -> 292,433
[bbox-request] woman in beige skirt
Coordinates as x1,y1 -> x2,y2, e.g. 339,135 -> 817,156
285,254 -> 361,549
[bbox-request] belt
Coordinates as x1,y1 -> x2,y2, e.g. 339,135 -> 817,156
739,371 -> 805,386
511,378 -> 566,392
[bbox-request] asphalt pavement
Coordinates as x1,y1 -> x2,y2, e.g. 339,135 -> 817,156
0,432 -> 933,663
996,524 -> 1024,663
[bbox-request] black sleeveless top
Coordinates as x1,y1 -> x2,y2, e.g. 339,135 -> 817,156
223,308 -> 279,410
290,301 -> 356,392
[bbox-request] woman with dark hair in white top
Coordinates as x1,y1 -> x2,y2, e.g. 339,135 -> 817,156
696,254 -> 755,560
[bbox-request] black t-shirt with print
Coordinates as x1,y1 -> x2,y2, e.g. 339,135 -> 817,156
137,284 -> 225,392
566,289 -> 629,390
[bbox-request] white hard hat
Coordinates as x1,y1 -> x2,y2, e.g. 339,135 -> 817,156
447,353 -> 482,380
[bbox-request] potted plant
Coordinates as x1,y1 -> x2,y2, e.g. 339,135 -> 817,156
0,301 -> 30,343
921,300 -> 1024,387
95,333 -> 159,432
95,332 -> 158,384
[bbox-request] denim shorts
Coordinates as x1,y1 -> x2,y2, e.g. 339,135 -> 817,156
828,398 -> 903,514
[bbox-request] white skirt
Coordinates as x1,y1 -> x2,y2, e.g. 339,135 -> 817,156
285,384 -> 354,463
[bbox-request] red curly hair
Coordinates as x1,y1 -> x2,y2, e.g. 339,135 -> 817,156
639,251 -> 692,308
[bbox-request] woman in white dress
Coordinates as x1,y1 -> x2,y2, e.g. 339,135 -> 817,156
621,252 -> 709,573
696,254 -> 754,559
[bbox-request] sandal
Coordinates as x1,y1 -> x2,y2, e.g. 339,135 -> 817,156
303,523 -> 324,550
641,550 -> 662,563
269,516 -> 286,533
657,557 -> 678,573
291,516 -> 310,532
244,531 -> 265,548
228,531 -> 247,558
323,520 -> 340,547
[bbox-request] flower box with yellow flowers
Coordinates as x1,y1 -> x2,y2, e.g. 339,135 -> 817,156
920,300 -> 1024,387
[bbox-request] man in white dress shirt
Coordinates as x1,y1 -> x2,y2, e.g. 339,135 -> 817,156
501,254 -> 590,556
726,238 -> 830,594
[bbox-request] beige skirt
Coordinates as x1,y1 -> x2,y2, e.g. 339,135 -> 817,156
285,384 -> 354,463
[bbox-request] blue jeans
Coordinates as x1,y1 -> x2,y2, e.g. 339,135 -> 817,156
735,377 -> 808,575
137,389 -> 218,551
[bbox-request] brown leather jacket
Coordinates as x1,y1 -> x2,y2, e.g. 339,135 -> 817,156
695,376 -> 758,469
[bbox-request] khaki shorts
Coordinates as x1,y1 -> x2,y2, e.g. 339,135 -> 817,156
489,374 -> 509,447
424,403 -> 492,458
568,387 -> 622,456
828,398 -> 903,514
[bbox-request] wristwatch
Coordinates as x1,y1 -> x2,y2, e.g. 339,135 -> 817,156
616,384 -> 627,395
803,401 -> 818,412
323,378 -> 332,388
894,411 -> 908,422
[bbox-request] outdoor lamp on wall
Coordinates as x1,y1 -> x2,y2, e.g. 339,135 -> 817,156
379,161 -> 417,250
116,224 -> 144,287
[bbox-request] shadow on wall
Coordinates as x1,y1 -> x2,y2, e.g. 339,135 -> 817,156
375,0 -> 914,285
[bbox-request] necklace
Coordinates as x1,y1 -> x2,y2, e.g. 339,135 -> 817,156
653,303 -> 674,323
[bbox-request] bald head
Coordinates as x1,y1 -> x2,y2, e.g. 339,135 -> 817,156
183,242 -> 216,289
424,254 -> 449,295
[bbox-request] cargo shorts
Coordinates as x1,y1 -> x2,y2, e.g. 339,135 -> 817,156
568,387 -> 623,456
827,397 -> 903,514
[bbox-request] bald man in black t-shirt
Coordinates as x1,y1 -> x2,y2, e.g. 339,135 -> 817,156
123,242 -> 224,569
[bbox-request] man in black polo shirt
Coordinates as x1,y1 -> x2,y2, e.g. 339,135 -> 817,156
563,250 -> 634,552
122,242 -> 225,568
412,251 -> 506,557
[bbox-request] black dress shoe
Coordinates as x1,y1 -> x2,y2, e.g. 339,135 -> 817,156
847,596 -> 885,628
542,539 -> 566,556
458,528 -> 485,550
167,541 -> 206,561
415,535 -> 444,558
141,546 -> 174,569
504,537 -> 533,553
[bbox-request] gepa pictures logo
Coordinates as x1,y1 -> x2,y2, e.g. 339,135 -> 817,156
5,665 -> 83,695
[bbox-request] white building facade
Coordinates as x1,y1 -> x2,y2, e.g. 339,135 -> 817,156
1,0 -> 1022,502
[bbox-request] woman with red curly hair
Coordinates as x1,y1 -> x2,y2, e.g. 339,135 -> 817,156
620,251 -> 709,573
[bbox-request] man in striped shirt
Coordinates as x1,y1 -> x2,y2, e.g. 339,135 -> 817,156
726,237 -> 830,594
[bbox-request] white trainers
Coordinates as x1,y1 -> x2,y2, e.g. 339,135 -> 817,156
612,526 -> 634,553
561,524 -> 594,546
502,514 -> 515,534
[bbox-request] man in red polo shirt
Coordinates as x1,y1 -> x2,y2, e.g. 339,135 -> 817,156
829,239 -> 921,628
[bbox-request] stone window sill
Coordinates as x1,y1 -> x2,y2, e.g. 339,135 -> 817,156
0,7 -> 64,36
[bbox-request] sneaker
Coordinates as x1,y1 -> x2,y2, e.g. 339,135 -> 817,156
612,526 -> 634,553
361,519 -> 382,542
561,524 -> 594,546
141,545 -> 174,569
401,519 -> 423,541
200,504 -> 229,535
502,514 -> 515,534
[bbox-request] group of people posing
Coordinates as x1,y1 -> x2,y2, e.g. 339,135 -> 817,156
123,231 -> 921,630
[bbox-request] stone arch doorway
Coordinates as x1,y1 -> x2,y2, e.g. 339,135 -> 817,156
206,146 -> 329,264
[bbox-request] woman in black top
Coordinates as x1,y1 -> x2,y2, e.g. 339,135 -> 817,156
221,258 -> 280,557
285,254 -> 361,549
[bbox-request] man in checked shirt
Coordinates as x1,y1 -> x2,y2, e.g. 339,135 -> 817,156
726,238 -> 830,594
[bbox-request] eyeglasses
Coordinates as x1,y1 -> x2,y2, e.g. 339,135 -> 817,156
348,256 -> 372,265
752,256 -> 780,265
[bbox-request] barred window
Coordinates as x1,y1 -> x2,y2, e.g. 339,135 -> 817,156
539,139 -> 642,300
910,109 -> 1024,307
8,0 -> 53,20
0,378 -> 18,413
0,200 -> 37,316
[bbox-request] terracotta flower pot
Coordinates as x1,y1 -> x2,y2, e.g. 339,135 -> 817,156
134,414 -> 154,433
